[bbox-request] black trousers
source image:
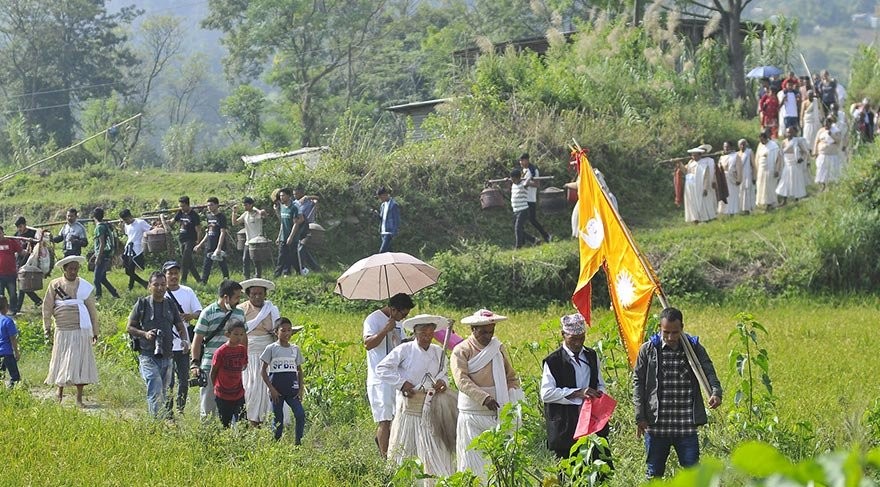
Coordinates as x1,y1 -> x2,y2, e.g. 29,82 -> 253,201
274,241 -> 301,276
124,253 -> 148,291
527,202 -> 550,241
178,239 -> 200,284
215,396 -> 244,428
166,350 -> 190,414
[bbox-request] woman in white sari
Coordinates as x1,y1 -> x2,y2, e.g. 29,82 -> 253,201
755,132 -> 783,210
776,127 -> 810,203
801,90 -> 821,149
813,117 -> 842,191
737,139 -> 756,214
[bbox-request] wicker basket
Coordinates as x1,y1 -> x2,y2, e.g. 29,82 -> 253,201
305,223 -> 325,248
236,229 -> 247,251
17,264 -> 43,292
144,230 -> 168,253
480,187 -> 505,210
247,237 -> 274,264
539,187 -> 566,212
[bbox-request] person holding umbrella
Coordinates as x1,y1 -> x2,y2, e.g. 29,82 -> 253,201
363,292 -> 414,458
375,314 -> 456,476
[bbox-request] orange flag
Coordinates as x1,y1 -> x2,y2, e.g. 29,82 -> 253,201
571,148 -> 659,366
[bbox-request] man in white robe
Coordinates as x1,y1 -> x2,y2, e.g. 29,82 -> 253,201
680,148 -> 712,224
238,278 -> 281,426
737,139 -> 756,214
755,132 -> 783,209
717,142 -> 742,216
376,315 -> 456,476
775,127 -> 810,204
696,145 -> 717,222
451,309 -> 522,478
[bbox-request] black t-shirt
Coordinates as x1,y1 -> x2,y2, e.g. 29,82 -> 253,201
15,228 -> 36,265
205,212 -> 227,250
174,209 -> 200,242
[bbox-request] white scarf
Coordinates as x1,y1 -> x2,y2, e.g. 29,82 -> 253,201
467,337 -> 509,406
245,300 -> 280,334
54,278 -> 94,330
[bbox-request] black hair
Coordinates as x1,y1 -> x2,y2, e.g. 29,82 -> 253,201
179,196 -> 190,205
206,196 -> 219,204
225,318 -> 246,333
14,216 -> 26,226
509,168 -> 522,179
67,208 -> 78,215
279,187 -> 292,196
376,186 -> 389,196
274,317 -> 293,331
119,209 -> 132,219
148,271 -> 165,283
389,292 -> 414,310
218,279 -> 243,298
519,152 -> 529,160
659,307 -> 684,326
0,296 -> 7,311
92,207 -> 105,221
243,196 -> 255,205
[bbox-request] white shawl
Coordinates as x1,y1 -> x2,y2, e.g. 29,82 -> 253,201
245,300 -> 280,334
466,337 -> 509,406
54,279 -> 94,330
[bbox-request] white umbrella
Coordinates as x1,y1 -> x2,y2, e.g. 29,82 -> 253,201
335,252 -> 440,300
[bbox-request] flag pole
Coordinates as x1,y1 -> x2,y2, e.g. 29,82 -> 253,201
572,139 -> 712,398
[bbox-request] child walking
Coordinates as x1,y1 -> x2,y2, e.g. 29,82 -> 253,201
211,319 -> 248,428
0,297 -> 21,388
260,317 -> 306,444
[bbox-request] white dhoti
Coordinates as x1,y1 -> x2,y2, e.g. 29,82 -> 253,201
243,334 -> 275,422
815,154 -> 840,184
389,389 -> 457,477
456,389 -> 499,478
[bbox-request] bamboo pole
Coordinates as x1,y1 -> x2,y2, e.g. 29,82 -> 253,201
0,113 -> 143,185
486,176 -> 553,184
655,151 -> 725,167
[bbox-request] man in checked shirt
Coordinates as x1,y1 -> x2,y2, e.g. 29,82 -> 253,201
633,307 -> 722,479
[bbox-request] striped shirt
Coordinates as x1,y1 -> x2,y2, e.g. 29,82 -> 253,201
648,343 -> 697,436
194,302 -> 245,372
510,181 -> 529,213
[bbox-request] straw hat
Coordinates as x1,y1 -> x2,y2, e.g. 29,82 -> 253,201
240,278 -> 275,292
698,144 -> 713,153
402,314 -> 452,332
461,309 -> 508,326
55,255 -> 86,268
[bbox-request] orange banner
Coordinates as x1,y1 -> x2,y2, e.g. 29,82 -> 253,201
571,148 -> 658,366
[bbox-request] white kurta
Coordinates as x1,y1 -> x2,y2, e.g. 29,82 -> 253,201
738,148 -> 756,213
376,341 -> 454,476
717,152 -> 741,215
682,160 -> 701,223
755,141 -> 782,207
698,157 -> 717,221
802,100 -> 820,148
776,137 -> 809,198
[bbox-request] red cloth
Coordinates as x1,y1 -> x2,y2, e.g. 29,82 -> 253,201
433,329 -> 463,350
759,93 -> 779,127
574,393 -> 617,438
0,238 -> 22,276
673,166 -> 683,207
212,343 -> 247,400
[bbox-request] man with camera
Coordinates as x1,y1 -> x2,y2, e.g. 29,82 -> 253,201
163,261 -> 202,416
127,271 -> 188,418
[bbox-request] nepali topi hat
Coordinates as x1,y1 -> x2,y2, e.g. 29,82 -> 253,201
561,313 -> 587,335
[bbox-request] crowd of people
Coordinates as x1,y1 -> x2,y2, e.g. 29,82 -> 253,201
674,69 -> 861,224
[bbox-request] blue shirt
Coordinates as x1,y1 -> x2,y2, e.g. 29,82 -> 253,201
0,315 -> 18,355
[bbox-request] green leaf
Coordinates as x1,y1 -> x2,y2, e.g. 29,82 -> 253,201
736,354 -> 747,377
734,390 -> 744,406
731,441 -> 795,477
754,352 -> 770,373
866,448 -> 880,467
751,321 -> 768,334
761,373 -> 773,395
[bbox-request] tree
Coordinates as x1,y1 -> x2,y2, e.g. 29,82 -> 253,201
0,0 -> 139,147
671,0 -> 754,100
203,0 -> 389,147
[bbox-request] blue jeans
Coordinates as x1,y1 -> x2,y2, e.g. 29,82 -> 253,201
379,234 -> 393,253
138,355 -> 172,418
94,257 -> 118,298
0,275 -> 17,313
273,392 -> 306,443
0,354 -> 20,387
644,432 -> 700,478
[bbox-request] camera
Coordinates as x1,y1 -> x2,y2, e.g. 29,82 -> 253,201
189,368 -> 208,388
153,329 -> 165,358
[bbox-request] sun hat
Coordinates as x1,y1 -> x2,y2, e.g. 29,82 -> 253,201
402,314 -> 452,332
240,278 -> 275,292
55,255 -> 86,269
461,309 -> 508,326
686,147 -> 705,154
